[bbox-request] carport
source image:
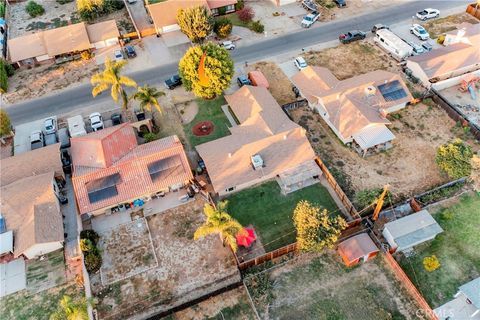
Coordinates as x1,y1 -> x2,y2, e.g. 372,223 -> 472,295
0,258 -> 27,297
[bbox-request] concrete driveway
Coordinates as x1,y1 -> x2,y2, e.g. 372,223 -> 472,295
126,0 -> 153,33
279,60 -> 300,79
389,21 -> 441,51
13,119 -> 44,155
0,259 -> 26,297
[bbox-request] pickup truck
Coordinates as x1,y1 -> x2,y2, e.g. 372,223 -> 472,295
301,11 -> 320,28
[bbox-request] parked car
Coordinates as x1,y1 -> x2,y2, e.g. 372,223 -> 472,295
294,57 -> 308,70
301,11 -> 320,28
237,75 -> 252,87
334,0 -> 346,7
127,0 -> 137,3
125,45 -> 137,58
44,117 -> 57,135
67,115 -> 87,137
45,133 -> 58,146
371,24 -> 389,34
339,30 -> 366,44
410,24 -> 430,41
111,113 -> 122,126
221,41 -> 235,50
416,8 -> 440,21
408,41 -> 425,55
164,74 -> 182,90
30,131 -> 45,150
114,49 -> 124,62
58,127 -> 70,149
89,112 -> 104,131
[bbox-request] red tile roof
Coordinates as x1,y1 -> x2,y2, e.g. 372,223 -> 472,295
71,125 -> 192,214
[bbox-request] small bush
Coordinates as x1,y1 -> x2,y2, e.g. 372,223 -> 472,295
80,239 -> 95,253
214,18 -> 233,38
80,229 -> 100,245
0,109 -> 12,137
143,132 -> 158,143
217,6 -> 227,16
440,210 -> 454,221
354,188 -> 392,210
436,139 -> 473,179
25,1 -> 45,18
250,20 -> 264,33
0,2 -> 6,18
80,51 -> 92,61
237,6 -> 254,22
5,63 -> 15,77
0,60 -> 8,92
235,0 -> 244,10
423,255 -> 440,272
85,252 -> 102,273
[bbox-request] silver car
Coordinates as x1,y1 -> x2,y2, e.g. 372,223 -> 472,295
44,117 -> 57,135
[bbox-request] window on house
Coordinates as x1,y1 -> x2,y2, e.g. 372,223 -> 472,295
226,5 -> 234,11
86,173 -> 122,203
148,156 -> 183,184
211,8 -> 218,15
226,187 -> 236,192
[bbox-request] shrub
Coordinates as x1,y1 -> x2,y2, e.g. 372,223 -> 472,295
5,63 -> 14,77
235,0 -> 244,10
423,255 -> 440,272
217,6 -> 227,16
237,6 -> 254,22
0,59 -> 8,92
214,17 -> 233,38
25,1 -> 45,18
80,51 -> 92,61
80,239 -> 95,253
250,20 -> 264,33
436,139 -> 473,179
0,2 -> 5,18
0,109 -> 11,137
85,252 -> 102,273
143,132 -> 158,143
354,188 -> 392,210
80,229 -> 100,245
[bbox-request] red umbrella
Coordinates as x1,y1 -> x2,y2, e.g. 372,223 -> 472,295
236,228 -> 256,248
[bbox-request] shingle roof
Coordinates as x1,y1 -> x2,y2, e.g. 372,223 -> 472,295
86,20 -> 119,43
338,233 -> 379,263
196,86 -> 316,193
206,0 -> 237,9
147,0 -> 209,29
71,125 -> 193,214
0,172 -> 64,258
42,22 -> 91,57
8,33 -> 47,63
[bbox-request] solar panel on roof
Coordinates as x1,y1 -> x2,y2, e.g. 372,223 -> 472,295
86,173 -> 121,203
377,80 -> 408,102
147,156 -> 183,184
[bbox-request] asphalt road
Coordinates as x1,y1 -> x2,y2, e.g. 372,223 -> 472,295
4,0 -> 469,125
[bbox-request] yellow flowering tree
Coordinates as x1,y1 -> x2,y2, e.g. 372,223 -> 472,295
436,139 -> 473,179
423,255 -> 441,272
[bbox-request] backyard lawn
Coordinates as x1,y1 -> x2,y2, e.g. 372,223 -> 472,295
227,181 -> 340,251
183,97 -> 231,147
398,193 -> 480,308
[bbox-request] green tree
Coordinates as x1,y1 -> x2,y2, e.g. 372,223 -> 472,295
50,295 -> 89,320
436,139 -> 473,179
194,201 -> 243,252
91,57 -> 137,119
79,239 -> 95,253
354,188 -> 392,210
0,60 -> 7,93
293,200 -> 347,252
132,84 -> 165,114
25,1 -> 45,17
471,154 -> 480,192
0,109 -> 11,137
179,42 -> 234,99
176,6 -> 213,43
214,18 -> 233,38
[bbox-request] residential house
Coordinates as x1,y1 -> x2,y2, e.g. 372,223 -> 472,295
8,20 -> 120,67
71,124 -> 193,217
196,85 -> 322,197
337,233 -> 379,267
147,0 -> 237,35
435,277 -> 480,320
0,144 -> 65,259
292,66 -> 412,156
382,209 -> 443,253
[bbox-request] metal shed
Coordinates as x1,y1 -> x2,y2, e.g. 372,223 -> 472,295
337,233 -> 379,267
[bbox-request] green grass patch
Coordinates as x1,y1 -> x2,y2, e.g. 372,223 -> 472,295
398,193 -> 480,307
227,181 -> 339,251
183,96 -> 231,147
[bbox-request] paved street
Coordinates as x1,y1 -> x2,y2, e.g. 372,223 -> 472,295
4,0 -> 469,125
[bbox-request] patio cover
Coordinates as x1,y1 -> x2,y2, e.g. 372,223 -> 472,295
337,233 -> 379,264
459,277 -> 480,308
352,124 -> 395,150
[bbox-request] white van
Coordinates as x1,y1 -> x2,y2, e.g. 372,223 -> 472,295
374,29 -> 413,61
67,115 -> 87,137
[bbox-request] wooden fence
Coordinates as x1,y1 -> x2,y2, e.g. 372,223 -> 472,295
382,252 -> 438,320
315,157 -> 360,220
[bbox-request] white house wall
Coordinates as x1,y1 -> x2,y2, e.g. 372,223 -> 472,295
161,24 -> 181,33
23,242 -> 63,260
432,69 -> 480,91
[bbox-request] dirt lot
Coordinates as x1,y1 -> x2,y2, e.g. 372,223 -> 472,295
422,12 -> 479,39
247,62 -> 296,105
289,101 -> 479,202
245,251 -> 421,319
91,198 -> 241,320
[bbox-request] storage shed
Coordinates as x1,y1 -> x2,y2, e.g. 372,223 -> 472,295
337,233 -> 379,267
382,209 -> 443,253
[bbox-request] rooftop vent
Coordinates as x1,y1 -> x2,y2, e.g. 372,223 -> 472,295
365,86 -> 377,97
251,154 -> 264,170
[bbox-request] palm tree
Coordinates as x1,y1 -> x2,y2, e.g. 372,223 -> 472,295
132,84 -> 165,114
50,295 -> 89,320
194,201 -> 243,252
91,57 -> 137,119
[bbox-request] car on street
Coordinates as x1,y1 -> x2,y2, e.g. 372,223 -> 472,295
221,41 -> 235,50
164,74 -> 182,90
408,41 -> 425,55
89,112 -> 104,131
410,24 -> 430,41
371,24 -> 389,34
301,11 -> 320,28
30,131 -> 45,150
111,113 -> 122,126
237,75 -> 252,87
334,0 -> 346,7
114,49 -> 124,62
125,45 -> 137,58
44,117 -> 57,135
294,56 -> 308,70
416,8 -> 439,21
339,30 -> 366,44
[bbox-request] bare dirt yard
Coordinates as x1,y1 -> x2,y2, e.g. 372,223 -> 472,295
422,12 -> 479,39
245,251 -> 422,319
289,101 -> 479,202
91,198 -> 241,320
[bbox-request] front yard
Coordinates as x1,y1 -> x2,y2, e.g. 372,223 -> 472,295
422,12 -> 479,39
398,192 -> 480,308
227,181 -> 340,252
245,251 -> 421,319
